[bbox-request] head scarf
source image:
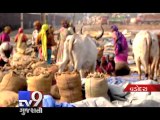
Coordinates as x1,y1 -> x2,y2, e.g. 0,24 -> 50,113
18,27 -> 23,33
15,27 -> 24,42
111,25 -> 123,42
101,56 -> 106,61
4,26 -> 11,34
101,56 -> 108,66
39,24 -> 49,61
111,25 -> 118,32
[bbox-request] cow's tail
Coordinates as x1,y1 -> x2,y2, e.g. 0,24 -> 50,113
146,32 -> 152,64
144,31 -> 152,77
68,35 -> 76,67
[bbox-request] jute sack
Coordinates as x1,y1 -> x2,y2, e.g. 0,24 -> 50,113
33,64 -> 58,85
33,64 -> 58,75
55,71 -> 83,103
0,91 -> 18,107
85,73 -> 109,99
10,53 -> 33,67
59,88 -> 82,97
31,61 -> 48,69
47,64 -> 58,74
26,72 -> 52,95
12,52 -> 23,61
50,85 -> 60,99
47,64 -> 58,85
0,71 -> 4,83
17,47 -> 26,54
60,96 -> 82,103
33,67 -> 48,76
55,72 -> 81,89
0,71 -> 27,92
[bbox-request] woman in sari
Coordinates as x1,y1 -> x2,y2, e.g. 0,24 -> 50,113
0,26 -> 12,44
96,56 -> 108,73
36,24 -> 56,64
111,25 -> 130,76
47,25 -> 57,64
14,27 -> 28,54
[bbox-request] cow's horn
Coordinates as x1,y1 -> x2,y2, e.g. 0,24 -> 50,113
80,24 -> 84,35
95,24 -> 104,40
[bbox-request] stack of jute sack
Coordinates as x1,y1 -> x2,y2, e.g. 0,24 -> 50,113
0,91 -> 18,107
0,71 -> 27,107
52,72 -> 110,104
71,72 -> 111,107
0,51 -> 59,107
85,72 -> 109,99
9,52 -> 37,69
26,63 -> 58,96
55,71 -> 83,103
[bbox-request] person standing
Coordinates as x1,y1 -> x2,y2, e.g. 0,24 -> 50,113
36,24 -> 56,64
54,19 -> 70,63
32,21 -> 42,57
111,25 -> 130,76
68,21 -> 76,34
47,25 -> 57,64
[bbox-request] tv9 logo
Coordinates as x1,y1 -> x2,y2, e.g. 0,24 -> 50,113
18,91 -> 43,107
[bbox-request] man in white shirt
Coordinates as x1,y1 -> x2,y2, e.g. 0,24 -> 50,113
32,21 -> 41,45
32,21 -> 42,57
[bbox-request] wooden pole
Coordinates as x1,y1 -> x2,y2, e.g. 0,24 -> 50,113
41,13 -> 46,24
73,13 -> 75,24
20,13 -> 24,28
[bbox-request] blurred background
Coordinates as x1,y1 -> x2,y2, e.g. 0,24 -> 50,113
1,13 -> 160,31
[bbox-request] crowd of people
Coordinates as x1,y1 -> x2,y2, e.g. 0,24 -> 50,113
0,19 -> 130,77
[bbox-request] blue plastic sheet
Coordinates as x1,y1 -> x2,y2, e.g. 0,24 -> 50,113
43,95 -> 75,107
107,73 -> 141,85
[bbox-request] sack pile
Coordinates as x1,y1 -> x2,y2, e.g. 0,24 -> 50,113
0,71 -> 27,92
55,71 -> 83,103
26,72 -> 52,95
0,91 -> 18,107
85,72 -> 109,99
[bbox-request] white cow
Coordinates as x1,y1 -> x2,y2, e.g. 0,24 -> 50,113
132,31 -> 160,80
58,25 -> 104,78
